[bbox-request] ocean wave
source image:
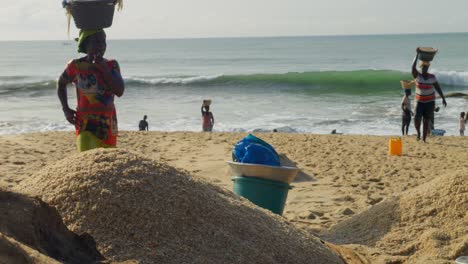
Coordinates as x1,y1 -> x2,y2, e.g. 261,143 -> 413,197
125,75 -> 221,86
2,70 -> 468,96
433,70 -> 468,87
126,70 -> 468,88
125,70 -> 411,88
0,78 -> 55,96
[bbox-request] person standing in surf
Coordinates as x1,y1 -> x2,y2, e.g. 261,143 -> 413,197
201,105 -> 214,132
139,115 -> 149,131
57,30 -> 125,152
460,112 -> 466,136
411,48 -> 447,142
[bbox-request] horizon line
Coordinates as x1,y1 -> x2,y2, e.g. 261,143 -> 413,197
0,31 -> 467,42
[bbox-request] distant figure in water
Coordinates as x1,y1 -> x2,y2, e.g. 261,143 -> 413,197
425,105 -> 440,136
201,105 -> 214,132
460,112 -> 466,136
431,106 -> 440,129
412,48 -> 447,142
139,115 -> 149,131
401,89 -> 413,135
331,129 -> 343,135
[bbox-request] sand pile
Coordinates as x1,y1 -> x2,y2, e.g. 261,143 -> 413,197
323,171 -> 468,263
0,190 -> 105,264
17,148 -> 344,264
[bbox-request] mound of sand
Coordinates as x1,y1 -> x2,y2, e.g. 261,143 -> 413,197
17,148 -> 344,264
323,171 -> 468,263
0,190 -> 105,264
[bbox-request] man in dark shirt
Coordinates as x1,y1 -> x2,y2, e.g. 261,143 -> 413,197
139,115 -> 149,131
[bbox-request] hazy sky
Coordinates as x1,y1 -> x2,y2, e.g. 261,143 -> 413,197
1,0 -> 468,40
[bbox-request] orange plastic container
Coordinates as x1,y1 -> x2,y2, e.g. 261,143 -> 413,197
388,138 -> 402,156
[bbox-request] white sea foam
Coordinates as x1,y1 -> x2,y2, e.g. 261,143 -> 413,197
126,75 -> 221,85
432,70 -> 468,87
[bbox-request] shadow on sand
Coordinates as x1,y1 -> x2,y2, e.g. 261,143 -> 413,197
279,154 -> 316,182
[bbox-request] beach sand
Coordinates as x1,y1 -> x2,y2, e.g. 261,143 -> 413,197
1,131 -> 467,263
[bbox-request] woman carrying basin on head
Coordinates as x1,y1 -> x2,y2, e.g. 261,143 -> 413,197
411,47 -> 446,142
57,30 -> 125,152
201,100 -> 214,132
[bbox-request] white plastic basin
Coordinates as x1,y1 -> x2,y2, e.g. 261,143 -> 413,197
226,161 -> 300,184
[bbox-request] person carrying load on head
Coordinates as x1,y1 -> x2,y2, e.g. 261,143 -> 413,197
411,47 -> 446,143
201,101 -> 214,132
57,30 -> 125,152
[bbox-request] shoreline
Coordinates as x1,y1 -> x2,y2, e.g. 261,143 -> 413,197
0,128 -> 464,137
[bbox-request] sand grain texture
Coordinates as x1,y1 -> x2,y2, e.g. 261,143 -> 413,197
323,171 -> 468,263
0,233 -> 61,264
17,148 -> 344,264
0,190 -> 106,264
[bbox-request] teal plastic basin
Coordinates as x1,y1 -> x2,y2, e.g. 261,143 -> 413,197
232,176 -> 291,215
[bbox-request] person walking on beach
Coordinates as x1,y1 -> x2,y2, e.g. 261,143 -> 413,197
460,112 -> 466,136
411,48 -> 447,142
401,89 -> 413,135
201,105 -> 214,132
57,30 -> 125,152
139,115 -> 149,131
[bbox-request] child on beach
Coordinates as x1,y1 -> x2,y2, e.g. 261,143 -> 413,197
401,89 -> 413,135
57,30 -> 125,152
201,105 -> 214,132
460,112 -> 466,136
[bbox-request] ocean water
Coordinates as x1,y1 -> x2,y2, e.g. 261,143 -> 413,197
0,33 -> 467,135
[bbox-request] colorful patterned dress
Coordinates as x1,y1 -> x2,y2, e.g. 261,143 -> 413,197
61,58 -> 121,152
